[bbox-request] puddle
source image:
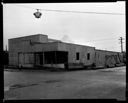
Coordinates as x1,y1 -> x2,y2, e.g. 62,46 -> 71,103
100,70 -> 115,72
44,80 -> 61,83
9,83 -> 38,90
4,80 -> 62,92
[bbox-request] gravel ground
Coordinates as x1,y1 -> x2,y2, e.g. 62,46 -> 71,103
4,66 -> 126,100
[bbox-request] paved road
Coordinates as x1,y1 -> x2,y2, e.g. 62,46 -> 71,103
4,66 -> 126,100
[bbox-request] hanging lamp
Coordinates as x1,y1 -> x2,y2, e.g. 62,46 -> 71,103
33,9 -> 42,18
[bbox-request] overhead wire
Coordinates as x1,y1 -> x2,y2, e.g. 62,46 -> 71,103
9,4 -> 126,43
85,37 -> 123,43
14,4 -> 125,15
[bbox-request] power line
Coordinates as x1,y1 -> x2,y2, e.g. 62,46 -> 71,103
85,37 -> 119,42
39,9 -> 124,15
14,4 -> 125,15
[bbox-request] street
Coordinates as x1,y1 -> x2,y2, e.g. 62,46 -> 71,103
4,66 -> 126,100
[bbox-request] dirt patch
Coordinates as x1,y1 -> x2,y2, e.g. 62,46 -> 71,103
100,68 -> 126,73
8,79 -> 63,90
10,83 -> 38,90
100,70 -> 115,72
44,80 -> 62,83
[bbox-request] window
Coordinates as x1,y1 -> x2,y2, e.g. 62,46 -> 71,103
76,52 -> 79,60
24,53 -> 34,64
87,53 -> 90,60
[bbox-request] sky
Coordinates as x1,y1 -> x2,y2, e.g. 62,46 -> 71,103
3,2 -> 126,52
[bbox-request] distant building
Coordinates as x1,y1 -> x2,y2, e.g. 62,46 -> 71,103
95,49 -> 124,68
8,34 -> 125,69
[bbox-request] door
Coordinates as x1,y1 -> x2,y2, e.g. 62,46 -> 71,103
19,53 -> 24,67
35,53 -> 43,65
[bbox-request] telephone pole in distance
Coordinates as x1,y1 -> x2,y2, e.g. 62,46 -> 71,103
119,37 -> 124,53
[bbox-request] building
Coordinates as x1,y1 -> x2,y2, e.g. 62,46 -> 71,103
95,49 -> 124,68
9,34 -> 125,69
9,34 -> 96,69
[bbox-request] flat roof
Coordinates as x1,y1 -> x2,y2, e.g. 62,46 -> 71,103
32,41 -> 95,48
9,34 -> 94,48
48,38 -> 62,42
95,49 -> 121,53
58,42 -> 95,48
9,34 -> 47,40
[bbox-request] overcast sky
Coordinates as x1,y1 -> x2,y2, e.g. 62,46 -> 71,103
3,2 -> 126,52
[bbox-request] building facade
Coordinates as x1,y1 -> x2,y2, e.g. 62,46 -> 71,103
9,34 -> 125,69
95,50 -> 124,68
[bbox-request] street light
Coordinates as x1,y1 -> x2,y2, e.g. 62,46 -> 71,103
33,9 -> 42,18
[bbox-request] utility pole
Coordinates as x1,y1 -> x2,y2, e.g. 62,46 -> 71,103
119,37 -> 124,53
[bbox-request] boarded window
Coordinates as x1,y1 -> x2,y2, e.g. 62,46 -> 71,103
87,53 -> 90,60
76,52 -> 79,60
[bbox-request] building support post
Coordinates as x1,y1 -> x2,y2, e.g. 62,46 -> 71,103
43,52 -> 44,65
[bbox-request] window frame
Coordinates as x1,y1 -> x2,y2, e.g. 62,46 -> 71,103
76,52 -> 79,60
87,53 -> 90,60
